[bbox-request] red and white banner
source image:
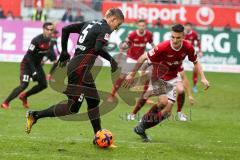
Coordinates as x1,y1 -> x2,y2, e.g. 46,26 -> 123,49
102,1 -> 240,28
0,0 -> 21,17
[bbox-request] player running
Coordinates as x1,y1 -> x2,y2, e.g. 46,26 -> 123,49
1,22 -> 54,109
107,19 -> 154,102
184,22 -> 202,93
25,8 -> 124,137
124,24 -> 209,142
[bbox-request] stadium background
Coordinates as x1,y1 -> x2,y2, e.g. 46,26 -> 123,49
0,0 -> 240,160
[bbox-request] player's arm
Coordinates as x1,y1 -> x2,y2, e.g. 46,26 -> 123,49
25,38 -> 38,75
188,44 -> 209,90
193,61 -> 209,90
95,41 -> 118,73
123,53 -> 148,88
59,22 -> 85,62
195,32 -> 202,57
180,71 -> 194,105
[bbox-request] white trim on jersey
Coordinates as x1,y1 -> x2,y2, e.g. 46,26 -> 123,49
136,30 -> 146,37
170,40 -> 183,51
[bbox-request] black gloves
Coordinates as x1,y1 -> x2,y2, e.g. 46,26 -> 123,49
59,51 -> 70,63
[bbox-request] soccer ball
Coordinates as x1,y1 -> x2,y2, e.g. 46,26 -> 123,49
94,129 -> 113,148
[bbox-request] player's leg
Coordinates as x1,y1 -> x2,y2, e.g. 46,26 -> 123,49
192,67 -> 198,93
1,81 -> 29,109
133,78 -> 178,142
1,62 -> 30,109
23,66 -> 48,99
108,57 -> 136,102
25,95 -> 83,134
86,95 -> 101,134
127,79 -> 150,121
25,68 -> 84,133
108,73 -> 126,102
176,81 -> 187,121
134,95 -> 169,142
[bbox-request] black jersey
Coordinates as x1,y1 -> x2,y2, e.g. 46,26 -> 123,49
23,34 -> 51,66
62,19 -> 112,56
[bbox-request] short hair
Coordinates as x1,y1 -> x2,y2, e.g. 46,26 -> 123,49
105,8 -> 124,20
171,24 -> 184,33
185,22 -> 193,26
137,19 -> 146,24
43,22 -> 53,28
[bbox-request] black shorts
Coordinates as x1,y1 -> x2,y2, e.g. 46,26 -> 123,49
20,61 -> 46,83
63,53 -> 99,102
46,51 -> 57,62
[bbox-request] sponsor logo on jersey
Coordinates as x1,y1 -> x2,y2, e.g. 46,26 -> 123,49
29,44 -> 35,51
104,33 -> 110,41
133,43 -> 146,47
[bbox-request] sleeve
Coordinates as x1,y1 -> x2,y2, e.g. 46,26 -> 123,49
61,22 -> 86,52
27,37 -> 38,54
187,44 -> 198,63
148,31 -> 153,44
25,37 -> 38,73
146,44 -> 162,63
126,31 -> 134,46
178,64 -> 184,73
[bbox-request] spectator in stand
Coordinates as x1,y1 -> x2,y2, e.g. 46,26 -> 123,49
32,6 -> 47,22
0,6 -> 5,19
61,8 -> 73,23
153,17 -> 163,28
6,11 -> 14,20
74,9 -> 84,22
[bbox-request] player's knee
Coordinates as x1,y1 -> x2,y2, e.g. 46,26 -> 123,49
40,82 -> 48,89
20,82 -> 28,90
88,99 -> 100,109
157,96 -> 168,107
70,105 -> 79,113
176,82 -> 184,93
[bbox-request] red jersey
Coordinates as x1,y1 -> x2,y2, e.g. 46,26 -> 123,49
126,30 -> 153,60
184,29 -> 201,52
147,40 -> 197,81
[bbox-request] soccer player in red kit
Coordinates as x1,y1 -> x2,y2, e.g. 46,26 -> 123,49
185,22 -> 202,93
108,19 -> 154,102
174,22 -> 202,121
124,24 -> 209,142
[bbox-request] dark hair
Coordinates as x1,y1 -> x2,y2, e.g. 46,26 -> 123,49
171,24 -> 184,33
185,22 -> 193,26
105,8 -> 124,20
137,19 -> 146,24
43,22 -> 53,28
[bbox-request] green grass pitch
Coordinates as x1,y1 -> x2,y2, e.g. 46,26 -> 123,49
0,62 -> 240,160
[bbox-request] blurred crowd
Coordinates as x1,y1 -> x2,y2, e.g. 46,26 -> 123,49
0,0 -> 238,31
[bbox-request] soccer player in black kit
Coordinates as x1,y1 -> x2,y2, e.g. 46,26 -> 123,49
1,22 -> 54,109
25,8 -> 124,137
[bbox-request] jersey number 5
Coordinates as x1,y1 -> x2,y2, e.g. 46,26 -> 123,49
79,24 -> 93,43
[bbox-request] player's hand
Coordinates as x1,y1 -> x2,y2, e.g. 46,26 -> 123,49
119,41 -> 129,51
32,72 -> 39,81
188,95 -> 194,106
59,51 -> 70,63
201,78 -> 210,90
111,59 -> 118,73
123,73 -> 134,89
